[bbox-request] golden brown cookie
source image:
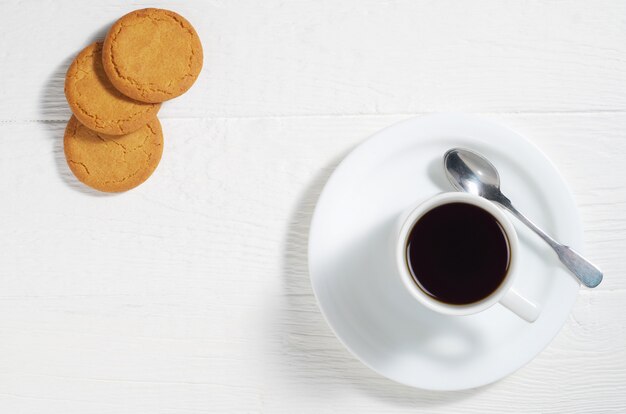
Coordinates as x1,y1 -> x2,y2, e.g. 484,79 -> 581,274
65,42 -> 161,135
102,8 -> 203,103
64,115 -> 164,192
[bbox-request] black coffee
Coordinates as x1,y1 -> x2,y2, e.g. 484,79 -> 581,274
406,202 -> 510,305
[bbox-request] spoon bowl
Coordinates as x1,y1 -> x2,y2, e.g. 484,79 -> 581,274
444,148 -> 502,199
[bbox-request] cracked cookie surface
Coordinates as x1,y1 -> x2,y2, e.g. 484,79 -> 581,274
64,115 -> 164,192
65,42 -> 161,135
102,8 -> 203,103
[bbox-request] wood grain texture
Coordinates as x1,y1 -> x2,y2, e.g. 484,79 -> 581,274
1,114 -> 625,413
2,0 -> 626,121
0,0 -> 625,412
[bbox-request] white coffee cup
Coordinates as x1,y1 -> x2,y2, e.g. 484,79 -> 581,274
395,192 -> 540,322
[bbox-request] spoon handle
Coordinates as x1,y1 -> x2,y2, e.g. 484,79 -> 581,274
497,196 -> 603,288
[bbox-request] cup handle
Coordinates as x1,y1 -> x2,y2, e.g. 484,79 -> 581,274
499,288 -> 540,323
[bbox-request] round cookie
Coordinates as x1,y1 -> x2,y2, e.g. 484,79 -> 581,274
65,42 -> 161,135
64,115 -> 164,192
102,8 -> 203,103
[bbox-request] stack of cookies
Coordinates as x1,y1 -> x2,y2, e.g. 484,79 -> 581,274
63,8 -> 203,192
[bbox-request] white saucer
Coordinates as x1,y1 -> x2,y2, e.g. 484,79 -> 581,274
308,113 -> 582,391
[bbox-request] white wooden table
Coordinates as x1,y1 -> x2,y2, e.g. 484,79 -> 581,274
1,1 -> 625,412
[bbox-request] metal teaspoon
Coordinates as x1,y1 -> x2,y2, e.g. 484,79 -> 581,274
443,148 -> 602,288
